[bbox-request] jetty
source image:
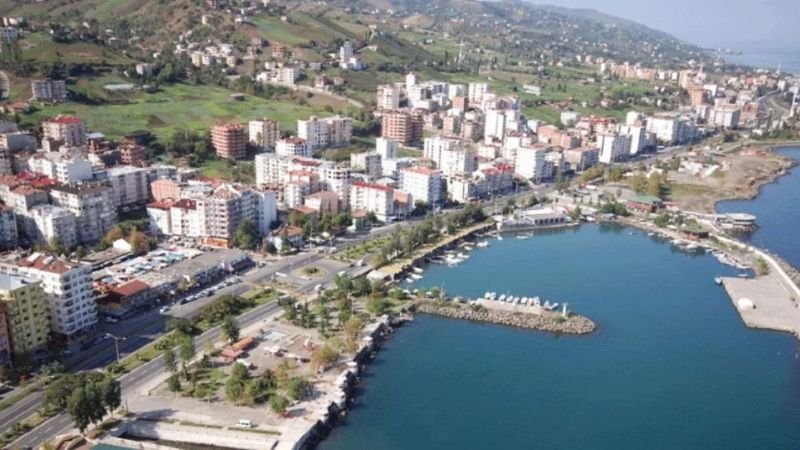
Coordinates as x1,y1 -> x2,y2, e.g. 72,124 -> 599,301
414,297 -> 596,335
721,271 -> 800,338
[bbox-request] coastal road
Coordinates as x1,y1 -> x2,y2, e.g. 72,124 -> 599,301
10,300 -> 284,449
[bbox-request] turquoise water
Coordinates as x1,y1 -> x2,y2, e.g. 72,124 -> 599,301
321,224 -> 800,449
321,148 -> 800,449
717,147 -> 800,268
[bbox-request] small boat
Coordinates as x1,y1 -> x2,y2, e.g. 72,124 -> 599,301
410,274 -> 423,280
412,267 -> 424,274
517,235 -> 529,240
405,278 -> 414,284
714,277 -> 722,285
497,235 -> 504,241
499,294 -> 507,302
463,245 -> 474,251
738,273 -> 749,278
647,232 -> 655,236
457,252 -> 470,259
477,241 -> 490,248
586,216 -> 596,222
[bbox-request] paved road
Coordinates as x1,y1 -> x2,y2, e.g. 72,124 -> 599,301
11,301 -> 283,449
0,252 -> 321,438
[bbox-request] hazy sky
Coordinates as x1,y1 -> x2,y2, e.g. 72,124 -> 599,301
530,0 -> 799,49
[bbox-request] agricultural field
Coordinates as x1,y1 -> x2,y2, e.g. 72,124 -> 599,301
21,79 -> 358,140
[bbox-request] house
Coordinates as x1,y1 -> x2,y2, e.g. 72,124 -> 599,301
625,195 -> 663,213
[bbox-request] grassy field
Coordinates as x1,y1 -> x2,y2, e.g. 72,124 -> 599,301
20,33 -> 133,66
21,80 -> 356,140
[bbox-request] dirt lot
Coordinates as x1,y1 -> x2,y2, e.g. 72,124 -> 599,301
668,148 -> 795,212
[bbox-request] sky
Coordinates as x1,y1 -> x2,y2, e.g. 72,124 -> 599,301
529,0 -> 800,50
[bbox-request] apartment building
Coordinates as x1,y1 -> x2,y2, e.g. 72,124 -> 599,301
423,137 -> 476,176
26,204 -> 77,249
0,273 -> 49,357
377,84 -> 402,110
194,184 -> 277,243
564,147 -> 600,172
399,167 -> 443,206
381,110 -> 424,147
119,144 -> 147,166
105,166 -> 149,207
248,119 -> 280,150
298,116 -> 352,150
275,137 -> 311,158
49,184 -> 117,244
375,137 -> 398,160
304,191 -> 340,216
254,153 -> 321,187
515,146 -> 548,182
0,206 -> 16,250
27,152 -> 93,184
42,116 -> 87,147
211,123 -> 247,159
597,132 -> 631,164
4,253 -> 97,340
349,182 -> 395,222
31,79 -> 68,103
350,151 -> 382,179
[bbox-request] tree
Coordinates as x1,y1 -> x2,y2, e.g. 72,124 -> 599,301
179,335 -> 195,376
270,394 -> 289,415
128,229 -> 152,254
310,344 -> 340,372
98,378 -> 121,416
221,315 -> 240,343
67,387 -> 92,433
285,377 -> 310,401
166,374 -> 181,393
342,317 -> 364,353
232,220 -> 259,250
102,226 -> 125,247
225,378 -> 245,404
647,173 -> 664,197
163,348 -> 177,374
366,297 -> 390,316
607,166 -> 624,182
628,173 -> 647,194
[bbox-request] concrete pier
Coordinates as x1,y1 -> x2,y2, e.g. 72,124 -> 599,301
721,272 -> 800,338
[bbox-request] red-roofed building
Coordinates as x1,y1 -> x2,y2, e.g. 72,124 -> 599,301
98,280 -> 153,317
349,181 -> 395,222
399,167 -> 443,206
43,115 -> 87,147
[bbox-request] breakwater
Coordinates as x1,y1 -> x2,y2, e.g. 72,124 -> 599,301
414,301 -> 596,335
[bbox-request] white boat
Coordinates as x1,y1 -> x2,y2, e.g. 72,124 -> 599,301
497,235 -> 504,241
477,241 -> 490,248
647,232 -> 655,236
484,292 -> 492,299
412,267 -> 424,274
405,278 -> 414,284
499,294 -> 507,301
586,216 -> 596,222
410,274 -> 423,280
517,235 -> 529,240
457,252 -> 470,259
714,277 -> 722,285
463,246 -> 474,251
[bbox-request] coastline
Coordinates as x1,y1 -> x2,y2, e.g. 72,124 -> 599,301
709,143 -> 799,211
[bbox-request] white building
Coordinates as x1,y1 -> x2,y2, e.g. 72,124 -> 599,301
105,166 -> 149,207
350,151 -> 382,179
468,82 -> 489,103
26,205 -> 77,249
275,137 -> 311,158
399,167 -> 443,206
618,125 -> 646,156
2,253 -> 96,339
248,119 -> 280,150
349,182 -> 395,222
42,116 -> 87,148
484,109 -> 506,142
297,116 -> 352,150
515,146 -> 548,182
31,79 -> 68,102
49,184 -> 117,245
597,132 -> 631,164
560,111 -> 581,126
28,153 -> 93,184
376,85 -> 402,110
423,137 -> 476,176
375,137 -> 398,160
710,104 -> 741,129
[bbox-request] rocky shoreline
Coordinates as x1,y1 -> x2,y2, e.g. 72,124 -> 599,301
414,301 -> 597,335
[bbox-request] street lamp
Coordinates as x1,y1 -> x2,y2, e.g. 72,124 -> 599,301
106,333 -> 127,362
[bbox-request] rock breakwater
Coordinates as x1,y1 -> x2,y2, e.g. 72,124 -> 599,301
415,302 -> 596,335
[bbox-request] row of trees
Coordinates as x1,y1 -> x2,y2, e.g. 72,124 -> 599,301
45,372 -> 121,433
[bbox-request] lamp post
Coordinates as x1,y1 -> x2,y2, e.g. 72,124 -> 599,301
106,333 -> 127,362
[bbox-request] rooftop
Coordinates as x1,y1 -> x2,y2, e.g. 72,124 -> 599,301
0,272 -> 38,292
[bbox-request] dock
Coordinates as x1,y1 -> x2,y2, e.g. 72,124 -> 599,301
721,272 -> 800,338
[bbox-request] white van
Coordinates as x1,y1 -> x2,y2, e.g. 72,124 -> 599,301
236,419 -> 253,428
